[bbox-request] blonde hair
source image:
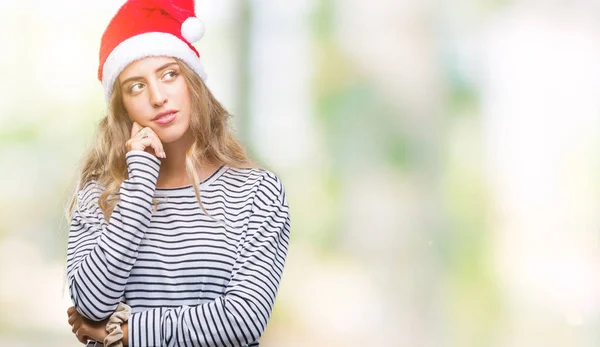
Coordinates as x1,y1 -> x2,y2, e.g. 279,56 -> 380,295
65,58 -> 253,222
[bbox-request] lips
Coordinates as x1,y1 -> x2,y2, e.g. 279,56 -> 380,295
153,110 -> 177,121
153,110 -> 177,125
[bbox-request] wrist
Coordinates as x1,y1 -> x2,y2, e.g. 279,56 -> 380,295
122,323 -> 129,346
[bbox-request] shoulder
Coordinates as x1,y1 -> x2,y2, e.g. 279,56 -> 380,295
220,166 -> 287,205
71,180 -> 108,221
76,180 -> 107,209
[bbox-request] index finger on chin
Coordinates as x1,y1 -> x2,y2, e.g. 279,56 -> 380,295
131,121 -> 141,138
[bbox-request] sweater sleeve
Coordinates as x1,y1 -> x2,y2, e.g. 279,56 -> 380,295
66,150 -> 161,321
128,173 -> 291,347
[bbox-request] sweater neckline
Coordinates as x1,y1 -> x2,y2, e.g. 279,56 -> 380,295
154,165 -> 227,195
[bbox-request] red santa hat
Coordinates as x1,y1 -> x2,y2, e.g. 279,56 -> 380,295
98,0 -> 207,102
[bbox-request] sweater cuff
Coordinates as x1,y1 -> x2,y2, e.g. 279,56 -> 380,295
129,308 -> 163,347
125,151 -> 161,183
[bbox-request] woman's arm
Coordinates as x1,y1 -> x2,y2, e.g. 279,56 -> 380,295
66,150 -> 161,321
126,173 -> 291,347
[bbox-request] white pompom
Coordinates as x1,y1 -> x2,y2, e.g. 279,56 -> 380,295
181,17 -> 205,43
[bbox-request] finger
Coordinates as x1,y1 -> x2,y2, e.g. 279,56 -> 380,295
68,311 -> 81,325
128,126 -> 165,158
138,127 -> 164,158
140,137 -> 155,153
131,121 -> 141,138
157,137 -> 165,158
68,313 -> 77,325
67,306 -> 76,316
73,329 -> 81,344
127,136 -> 154,153
150,138 -> 165,158
147,128 -> 165,158
72,318 -> 82,333
76,324 -> 92,345
75,329 -> 88,345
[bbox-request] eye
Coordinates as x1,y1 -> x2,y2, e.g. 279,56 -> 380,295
162,70 -> 179,81
129,82 -> 144,93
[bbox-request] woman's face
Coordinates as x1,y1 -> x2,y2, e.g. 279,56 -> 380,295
118,56 -> 192,144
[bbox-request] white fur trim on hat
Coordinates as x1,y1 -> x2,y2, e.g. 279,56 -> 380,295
101,32 -> 207,102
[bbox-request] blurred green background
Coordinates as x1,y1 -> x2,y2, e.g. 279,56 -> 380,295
1,0 -> 599,346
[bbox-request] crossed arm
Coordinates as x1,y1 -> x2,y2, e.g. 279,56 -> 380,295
66,151 -> 291,346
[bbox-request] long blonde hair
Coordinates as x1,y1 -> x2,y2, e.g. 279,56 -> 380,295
65,58 -> 252,221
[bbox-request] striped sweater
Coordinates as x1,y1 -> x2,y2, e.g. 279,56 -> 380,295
66,150 -> 291,347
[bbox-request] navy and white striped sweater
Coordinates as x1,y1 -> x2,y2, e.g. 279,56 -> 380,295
66,150 -> 291,347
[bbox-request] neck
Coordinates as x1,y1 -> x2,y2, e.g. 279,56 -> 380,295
156,130 -> 220,188
158,131 -> 195,187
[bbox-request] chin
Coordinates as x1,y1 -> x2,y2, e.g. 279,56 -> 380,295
159,132 -> 187,144
155,122 -> 191,144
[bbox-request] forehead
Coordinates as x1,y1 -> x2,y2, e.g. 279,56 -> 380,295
119,56 -> 178,81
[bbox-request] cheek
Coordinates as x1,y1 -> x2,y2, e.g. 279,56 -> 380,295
177,78 -> 190,102
177,84 -> 192,120
123,99 -> 145,122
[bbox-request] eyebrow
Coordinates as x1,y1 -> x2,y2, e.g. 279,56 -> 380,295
120,62 -> 179,86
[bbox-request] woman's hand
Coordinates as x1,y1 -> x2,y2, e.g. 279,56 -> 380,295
67,306 -> 109,345
126,121 -> 166,158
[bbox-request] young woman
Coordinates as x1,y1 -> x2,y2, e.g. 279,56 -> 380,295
64,1 -> 291,346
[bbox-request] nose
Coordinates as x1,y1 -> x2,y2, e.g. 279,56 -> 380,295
148,82 -> 167,107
